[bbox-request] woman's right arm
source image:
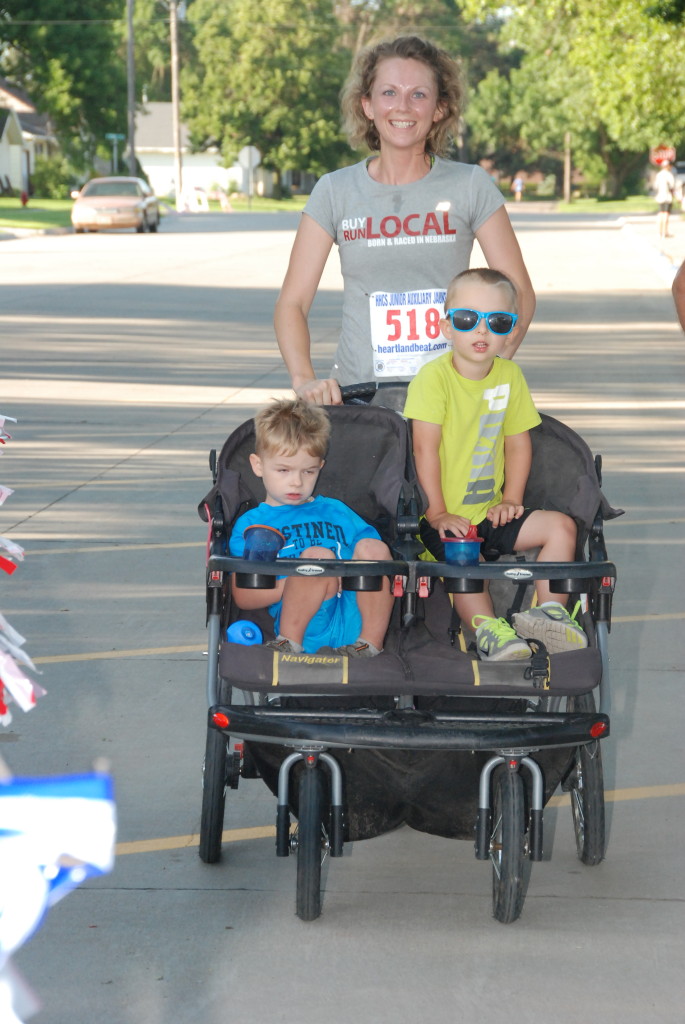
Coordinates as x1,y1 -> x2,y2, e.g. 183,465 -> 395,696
274,213 -> 342,405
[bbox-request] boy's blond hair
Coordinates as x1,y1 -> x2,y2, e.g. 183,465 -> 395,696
254,398 -> 330,460
445,268 -> 518,312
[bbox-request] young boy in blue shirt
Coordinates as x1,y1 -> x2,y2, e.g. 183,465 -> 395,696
229,398 -> 394,656
404,267 -> 588,661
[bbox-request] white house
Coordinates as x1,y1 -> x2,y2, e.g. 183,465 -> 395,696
134,101 -> 248,197
0,108 -> 23,192
133,101 -> 317,199
0,78 -> 58,193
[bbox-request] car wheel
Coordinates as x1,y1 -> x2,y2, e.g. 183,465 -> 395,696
149,215 -> 158,233
136,216 -> 147,234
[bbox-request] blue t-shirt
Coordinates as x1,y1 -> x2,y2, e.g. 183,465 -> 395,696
229,495 -> 380,652
229,495 -> 379,559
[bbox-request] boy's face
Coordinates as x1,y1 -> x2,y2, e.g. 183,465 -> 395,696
441,279 -> 519,379
249,447 -> 324,506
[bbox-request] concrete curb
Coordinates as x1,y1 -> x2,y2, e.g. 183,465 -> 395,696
0,225 -> 71,241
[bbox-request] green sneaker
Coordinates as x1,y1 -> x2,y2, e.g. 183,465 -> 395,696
472,616 -> 531,662
512,602 -> 588,654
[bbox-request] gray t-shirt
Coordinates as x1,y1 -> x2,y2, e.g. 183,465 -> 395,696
304,157 -> 505,384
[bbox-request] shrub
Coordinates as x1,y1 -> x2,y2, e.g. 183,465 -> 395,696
31,155 -> 80,199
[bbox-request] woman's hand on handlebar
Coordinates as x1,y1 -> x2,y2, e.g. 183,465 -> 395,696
294,377 -> 343,406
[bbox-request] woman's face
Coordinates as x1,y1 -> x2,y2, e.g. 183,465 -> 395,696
361,57 -> 444,152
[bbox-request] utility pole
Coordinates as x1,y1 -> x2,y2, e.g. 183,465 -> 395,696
127,0 -> 136,176
563,131 -> 572,204
169,0 -> 183,208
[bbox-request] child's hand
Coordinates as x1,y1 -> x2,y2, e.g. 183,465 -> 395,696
486,501 -> 524,528
428,511 -> 472,538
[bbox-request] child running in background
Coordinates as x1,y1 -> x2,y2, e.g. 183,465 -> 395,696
404,268 -> 588,661
228,398 -> 394,656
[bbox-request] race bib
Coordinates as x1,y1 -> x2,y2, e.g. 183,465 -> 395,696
370,289 -> 449,377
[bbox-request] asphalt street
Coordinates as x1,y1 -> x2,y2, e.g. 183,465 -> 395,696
0,205 -> 683,1023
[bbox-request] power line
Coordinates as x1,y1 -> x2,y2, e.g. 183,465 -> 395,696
0,19 -> 171,25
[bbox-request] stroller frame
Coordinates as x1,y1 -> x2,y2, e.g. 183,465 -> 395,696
198,387 -> 618,923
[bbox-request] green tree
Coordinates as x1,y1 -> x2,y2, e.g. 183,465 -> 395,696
0,0 -> 127,166
460,0 -> 685,195
182,0 -> 350,176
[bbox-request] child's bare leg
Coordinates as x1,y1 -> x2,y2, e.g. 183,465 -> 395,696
278,547 -> 338,645
514,511 -> 577,606
352,538 -> 394,650
453,588 -> 495,626
511,511 -> 587,652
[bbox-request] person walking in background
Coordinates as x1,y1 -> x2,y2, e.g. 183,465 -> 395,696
511,175 -> 524,202
654,161 -> 676,240
275,35 -> 535,406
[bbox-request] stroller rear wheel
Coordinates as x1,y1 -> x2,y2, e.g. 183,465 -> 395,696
199,677 -> 232,864
490,768 -> 528,923
295,766 -> 328,921
564,692 -> 606,865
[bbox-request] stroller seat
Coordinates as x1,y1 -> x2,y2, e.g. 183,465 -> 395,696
200,403 -> 619,701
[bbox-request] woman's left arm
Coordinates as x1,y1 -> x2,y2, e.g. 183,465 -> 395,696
475,206 -> 536,354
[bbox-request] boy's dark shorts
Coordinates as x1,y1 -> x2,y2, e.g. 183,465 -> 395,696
420,508 -> 536,562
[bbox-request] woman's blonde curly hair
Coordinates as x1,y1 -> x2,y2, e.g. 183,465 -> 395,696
341,36 -> 463,157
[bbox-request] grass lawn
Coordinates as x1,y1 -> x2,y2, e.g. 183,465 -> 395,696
0,197 -> 73,230
556,195 -> 659,214
213,194 -> 308,213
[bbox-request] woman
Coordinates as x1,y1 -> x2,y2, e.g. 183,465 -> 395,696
275,35 -> 535,405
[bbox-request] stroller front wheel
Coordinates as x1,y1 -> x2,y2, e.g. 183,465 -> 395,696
199,678 -> 232,864
490,768 -> 529,924
565,692 -> 606,865
295,766 -> 328,921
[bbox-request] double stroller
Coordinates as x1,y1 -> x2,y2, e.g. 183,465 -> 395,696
197,385 -> 620,923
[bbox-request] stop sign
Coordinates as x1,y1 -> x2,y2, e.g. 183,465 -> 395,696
238,145 -> 261,170
650,145 -> 676,166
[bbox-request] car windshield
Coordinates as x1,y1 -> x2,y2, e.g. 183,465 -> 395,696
81,181 -> 140,198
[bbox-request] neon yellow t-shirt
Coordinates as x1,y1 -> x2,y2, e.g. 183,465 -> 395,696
404,353 -> 542,525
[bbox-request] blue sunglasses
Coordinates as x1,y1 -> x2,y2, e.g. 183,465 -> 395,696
445,308 -> 518,336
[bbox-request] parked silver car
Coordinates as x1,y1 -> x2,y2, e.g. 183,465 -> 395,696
71,177 -> 161,233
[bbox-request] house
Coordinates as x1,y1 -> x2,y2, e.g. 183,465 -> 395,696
0,109 -> 23,193
134,101 -> 316,199
0,78 -> 58,193
134,101 -> 245,197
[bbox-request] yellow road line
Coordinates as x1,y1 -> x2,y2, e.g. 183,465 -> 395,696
612,612 -> 685,623
31,610 -> 683,665
34,645 -> 205,665
548,782 -> 685,807
118,783 -> 685,856
26,541 -> 203,555
116,825 -> 276,855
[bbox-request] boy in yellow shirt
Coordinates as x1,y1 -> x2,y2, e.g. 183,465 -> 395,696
404,268 -> 587,661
